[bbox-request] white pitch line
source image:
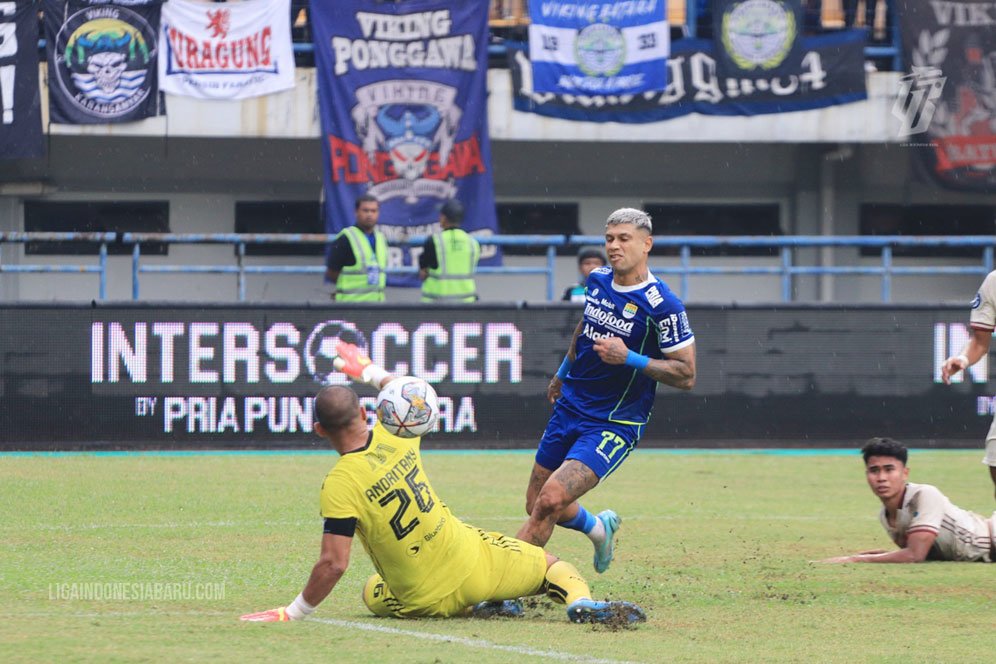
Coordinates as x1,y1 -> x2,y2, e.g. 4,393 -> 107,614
308,616 -> 644,664
0,514 -> 857,533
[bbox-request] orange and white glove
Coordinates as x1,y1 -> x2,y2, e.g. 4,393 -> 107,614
239,607 -> 292,622
240,594 -> 314,622
333,341 -> 390,388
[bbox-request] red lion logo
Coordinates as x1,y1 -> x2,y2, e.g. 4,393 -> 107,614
206,9 -> 230,39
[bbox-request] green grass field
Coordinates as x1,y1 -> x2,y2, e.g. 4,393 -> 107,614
3,449 -> 994,663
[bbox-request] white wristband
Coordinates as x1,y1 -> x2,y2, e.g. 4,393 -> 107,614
360,364 -> 391,388
956,354 -> 970,367
284,593 -> 315,621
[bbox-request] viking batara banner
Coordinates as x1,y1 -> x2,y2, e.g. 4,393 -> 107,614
509,31 -> 866,122
528,0 -> 669,95
898,1 -> 996,192
159,0 -> 294,100
0,0 -> 43,158
310,0 -> 501,286
712,0 -> 805,81
44,0 -> 163,124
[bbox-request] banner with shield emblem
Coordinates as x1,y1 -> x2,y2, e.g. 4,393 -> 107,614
528,0 -> 669,96
44,0 -> 163,124
310,0 -> 500,285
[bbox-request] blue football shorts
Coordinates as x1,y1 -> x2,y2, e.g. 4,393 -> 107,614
535,403 -> 643,480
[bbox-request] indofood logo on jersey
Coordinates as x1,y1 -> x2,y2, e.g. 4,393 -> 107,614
721,0 -> 796,70
575,23 -> 625,77
54,6 -> 156,118
584,303 -> 635,335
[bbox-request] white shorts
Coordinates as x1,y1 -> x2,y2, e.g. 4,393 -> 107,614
984,417 -> 996,466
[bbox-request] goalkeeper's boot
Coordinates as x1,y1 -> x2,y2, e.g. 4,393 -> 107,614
471,599 -> 524,619
592,509 -> 621,574
567,599 -> 646,625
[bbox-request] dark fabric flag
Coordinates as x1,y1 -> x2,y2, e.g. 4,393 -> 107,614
45,0 -> 163,124
898,0 -> 996,192
311,0 -> 501,286
712,0 -> 806,81
509,31 -> 867,123
0,0 -> 43,158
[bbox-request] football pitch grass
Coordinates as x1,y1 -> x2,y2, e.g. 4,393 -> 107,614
4,449 -> 994,663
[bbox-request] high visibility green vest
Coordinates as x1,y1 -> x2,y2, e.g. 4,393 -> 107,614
335,226 -> 388,302
422,228 -> 480,303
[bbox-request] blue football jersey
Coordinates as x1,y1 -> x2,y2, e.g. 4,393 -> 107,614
559,267 -> 694,425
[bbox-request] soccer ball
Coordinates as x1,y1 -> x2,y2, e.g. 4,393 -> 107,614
376,377 -> 439,438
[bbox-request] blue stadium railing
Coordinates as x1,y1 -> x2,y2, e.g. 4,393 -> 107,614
0,232 -> 114,299
0,232 -> 996,302
2,232 -> 990,303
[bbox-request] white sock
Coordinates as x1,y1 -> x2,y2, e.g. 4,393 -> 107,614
586,517 -> 606,546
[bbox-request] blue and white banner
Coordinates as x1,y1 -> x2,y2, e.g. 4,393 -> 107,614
159,0 -> 294,100
311,0 -> 500,284
528,0 -> 669,95
510,31 -> 867,122
0,0 -> 43,158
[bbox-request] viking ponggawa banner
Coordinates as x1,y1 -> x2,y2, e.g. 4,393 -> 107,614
0,0 -> 43,158
898,1 -> 996,192
159,0 -> 294,100
44,0 -> 163,124
508,30 -> 866,122
310,0 -> 501,286
527,0 -> 669,96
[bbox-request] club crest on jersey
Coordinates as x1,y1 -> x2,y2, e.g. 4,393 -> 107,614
622,302 -> 638,319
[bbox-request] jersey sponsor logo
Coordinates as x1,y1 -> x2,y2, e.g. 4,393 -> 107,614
591,266 -> 611,276
582,321 -> 616,341
583,302 -> 635,336
659,311 -> 693,347
591,288 -> 599,296
622,302 -> 638,319
972,292 -> 982,309
645,285 -> 664,308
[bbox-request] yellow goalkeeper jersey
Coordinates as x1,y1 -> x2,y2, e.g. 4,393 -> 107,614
320,423 -> 479,607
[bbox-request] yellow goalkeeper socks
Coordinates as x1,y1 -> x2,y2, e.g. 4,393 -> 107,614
543,560 -> 591,606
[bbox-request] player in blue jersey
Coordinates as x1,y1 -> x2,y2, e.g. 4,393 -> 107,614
516,208 -> 697,573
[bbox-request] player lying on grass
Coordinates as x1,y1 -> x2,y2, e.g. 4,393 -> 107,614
240,343 -> 646,624
823,437 -> 996,563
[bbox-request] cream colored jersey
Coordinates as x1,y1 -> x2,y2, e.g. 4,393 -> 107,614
879,482 -> 995,562
969,270 -> 996,331
320,423 -> 481,608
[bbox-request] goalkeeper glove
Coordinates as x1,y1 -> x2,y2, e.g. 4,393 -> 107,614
240,594 -> 315,622
333,341 -> 391,388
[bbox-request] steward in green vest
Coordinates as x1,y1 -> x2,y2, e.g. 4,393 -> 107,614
419,199 -> 481,303
325,194 -> 388,302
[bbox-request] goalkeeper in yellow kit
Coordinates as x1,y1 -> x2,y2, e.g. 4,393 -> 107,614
240,342 -> 645,624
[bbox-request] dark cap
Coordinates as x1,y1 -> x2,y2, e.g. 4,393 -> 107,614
577,246 -> 606,265
440,199 -> 465,225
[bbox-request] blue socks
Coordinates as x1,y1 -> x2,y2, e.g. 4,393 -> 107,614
559,505 -> 597,534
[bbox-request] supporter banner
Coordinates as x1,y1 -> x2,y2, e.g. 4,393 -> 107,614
0,0 -> 43,158
528,0 -> 669,95
44,0 -> 163,124
310,0 -> 500,286
898,1 -> 996,192
509,31 -> 867,122
0,304 -> 991,449
712,0 -> 805,81
159,0 -> 294,100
